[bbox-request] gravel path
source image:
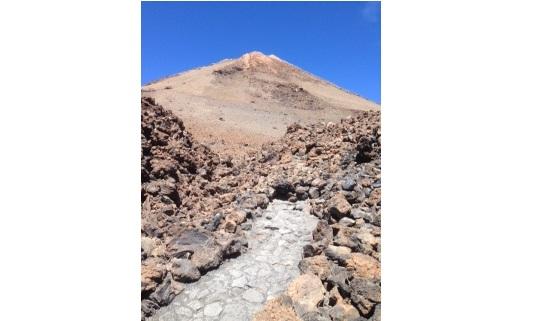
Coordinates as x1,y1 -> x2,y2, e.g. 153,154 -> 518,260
148,200 -> 318,321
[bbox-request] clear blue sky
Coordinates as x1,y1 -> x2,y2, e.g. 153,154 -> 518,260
142,1 -> 381,104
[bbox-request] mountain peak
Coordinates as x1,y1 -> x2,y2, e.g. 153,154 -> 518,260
242,50 -> 267,57
239,51 -> 279,68
142,52 -> 379,154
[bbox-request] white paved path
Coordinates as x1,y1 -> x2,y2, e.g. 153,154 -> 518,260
149,200 -> 318,321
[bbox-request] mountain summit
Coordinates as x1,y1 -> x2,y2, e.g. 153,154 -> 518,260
142,52 -> 379,155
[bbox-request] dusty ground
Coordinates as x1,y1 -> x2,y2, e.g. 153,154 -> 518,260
142,51 -> 380,157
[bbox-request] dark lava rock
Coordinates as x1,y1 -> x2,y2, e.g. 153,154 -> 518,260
205,213 -> 222,231
341,177 -> 356,191
338,217 -> 356,227
370,304 -> 381,321
309,187 -> 320,199
326,264 -> 353,296
349,277 -> 381,316
301,309 -> 332,321
220,236 -> 248,258
296,186 -> 309,200
324,245 -> 352,264
327,193 -> 352,220
302,243 -> 322,258
255,193 -> 270,209
312,220 -> 333,245
355,136 -> 378,164
167,230 -> 210,258
333,226 -> 364,252
191,244 -> 223,273
271,177 -> 294,199
169,258 -> 201,283
149,273 -> 183,306
141,299 -> 159,320
298,255 -> 332,281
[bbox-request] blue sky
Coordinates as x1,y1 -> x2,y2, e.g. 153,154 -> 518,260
142,1 -> 381,103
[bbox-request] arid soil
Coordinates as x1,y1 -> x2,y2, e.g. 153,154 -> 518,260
141,51 -> 380,157
141,96 -> 381,321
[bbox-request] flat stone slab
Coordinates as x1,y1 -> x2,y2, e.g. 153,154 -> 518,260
242,288 -> 264,303
148,200 -> 317,321
203,302 -> 223,317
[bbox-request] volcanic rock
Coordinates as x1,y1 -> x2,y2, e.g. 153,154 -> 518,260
287,274 -> 327,316
327,193 -> 351,220
168,258 -> 201,283
298,255 -> 332,281
325,245 -> 352,264
191,244 -> 223,273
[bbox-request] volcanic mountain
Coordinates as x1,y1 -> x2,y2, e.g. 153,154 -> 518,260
142,51 -> 380,156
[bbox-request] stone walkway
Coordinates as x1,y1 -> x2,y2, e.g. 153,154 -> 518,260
149,200 -> 318,321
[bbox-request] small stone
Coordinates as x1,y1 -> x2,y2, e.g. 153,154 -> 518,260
311,178 -> 327,189
312,220 -> 333,244
255,193 -> 270,209
149,273 -> 183,306
302,243 -> 321,258
351,208 -> 372,221
309,187 -> 320,199
141,299 -> 159,318
341,177 -> 356,191
206,213 -> 222,231
327,193 -> 351,220
325,245 -> 352,264
252,295 -> 300,321
329,302 -> 361,321
271,177 -> 294,195
191,245 -> 223,273
345,253 -> 381,279
168,258 -> 201,283
287,274 -> 327,315
219,236 -> 247,258
338,217 -> 356,226
349,277 -> 381,315
299,255 -> 332,281
334,226 -> 363,252
227,209 -> 247,224
224,220 -> 237,233
141,259 -> 166,294
295,186 -> 309,200
361,178 -> 372,188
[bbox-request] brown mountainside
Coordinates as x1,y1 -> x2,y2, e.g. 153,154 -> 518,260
142,51 -> 380,156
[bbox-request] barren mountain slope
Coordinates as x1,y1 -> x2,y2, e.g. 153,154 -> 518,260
142,51 -> 380,156
141,97 -> 381,321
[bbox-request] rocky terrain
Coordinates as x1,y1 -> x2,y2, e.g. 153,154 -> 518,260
149,200 -> 318,321
141,96 -> 381,320
142,51 -> 379,157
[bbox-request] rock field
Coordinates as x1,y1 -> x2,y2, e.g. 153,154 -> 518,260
141,96 -> 381,320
